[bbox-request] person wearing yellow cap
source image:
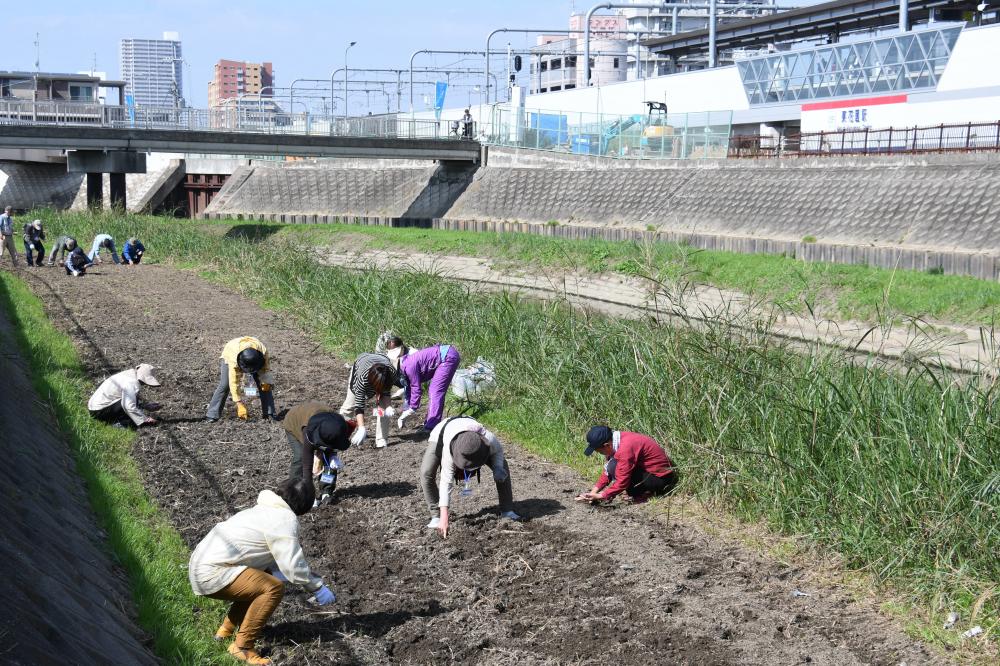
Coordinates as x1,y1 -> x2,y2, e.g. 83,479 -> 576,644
87,363 -> 162,428
206,337 -> 276,422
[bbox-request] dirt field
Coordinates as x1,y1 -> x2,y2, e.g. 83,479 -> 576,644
20,263 -> 947,665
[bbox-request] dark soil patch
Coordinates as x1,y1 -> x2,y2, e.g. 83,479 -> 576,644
20,264 -> 946,665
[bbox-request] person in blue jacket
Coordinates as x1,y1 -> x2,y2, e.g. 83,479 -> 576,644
88,233 -> 119,265
121,237 -> 146,265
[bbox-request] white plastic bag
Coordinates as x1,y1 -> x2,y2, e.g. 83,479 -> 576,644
450,357 -> 496,400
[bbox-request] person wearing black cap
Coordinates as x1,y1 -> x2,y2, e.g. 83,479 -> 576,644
575,426 -> 677,504
283,401 -> 357,506
421,416 -> 520,538
206,336 -> 276,422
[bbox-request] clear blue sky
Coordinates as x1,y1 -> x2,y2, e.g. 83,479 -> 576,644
5,1 -> 811,111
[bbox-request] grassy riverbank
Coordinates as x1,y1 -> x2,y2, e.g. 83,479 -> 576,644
29,211 -> 1000,648
0,270 -> 223,664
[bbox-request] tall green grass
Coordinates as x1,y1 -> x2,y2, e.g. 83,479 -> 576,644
0,270 -> 223,664
33,212 -> 1000,639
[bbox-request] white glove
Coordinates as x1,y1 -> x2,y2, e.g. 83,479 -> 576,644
71,270 -> 80,277
312,585 -> 336,606
270,569 -> 289,583
383,406 -> 396,418
330,453 -> 342,470
349,426 -> 367,447
29,243 -> 35,250
397,408 -> 415,428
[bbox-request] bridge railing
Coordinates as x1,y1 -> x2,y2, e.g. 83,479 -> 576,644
0,100 -> 453,141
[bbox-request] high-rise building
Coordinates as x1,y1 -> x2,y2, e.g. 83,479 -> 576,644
207,59 -> 274,109
120,31 -> 184,108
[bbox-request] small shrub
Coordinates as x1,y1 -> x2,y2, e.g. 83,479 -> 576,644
546,219 -> 560,227
925,266 -> 944,275
802,235 -> 817,243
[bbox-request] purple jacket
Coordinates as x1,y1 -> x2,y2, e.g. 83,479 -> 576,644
402,345 -> 450,410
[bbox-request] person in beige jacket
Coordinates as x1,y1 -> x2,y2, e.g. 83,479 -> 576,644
189,478 -> 335,665
86,363 -> 162,428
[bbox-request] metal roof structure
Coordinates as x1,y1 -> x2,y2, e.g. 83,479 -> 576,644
643,0 -> 980,59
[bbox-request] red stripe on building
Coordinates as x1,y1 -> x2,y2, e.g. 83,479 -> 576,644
801,94 -> 908,111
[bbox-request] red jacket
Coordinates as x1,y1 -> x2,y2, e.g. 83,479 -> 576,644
596,431 -> 674,500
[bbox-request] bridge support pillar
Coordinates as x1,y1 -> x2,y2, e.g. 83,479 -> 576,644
109,173 -> 127,210
86,173 -> 103,211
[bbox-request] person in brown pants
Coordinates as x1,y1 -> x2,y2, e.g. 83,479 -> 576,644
188,479 -> 336,664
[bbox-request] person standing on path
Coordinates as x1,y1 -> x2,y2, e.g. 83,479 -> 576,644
121,237 -> 145,265
422,416 -> 520,538
189,478 -> 336,665
64,245 -> 94,276
575,426 -> 678,504
396,343 -> 461,431
21,219 -> 45,267
282,401 -> 356,505
206,336 -> 276,422
339,351 -> 402,448
0,206 -> 19,267
88,233 -> 119,264
87,363 -> 162,428
46,235 -> 77,266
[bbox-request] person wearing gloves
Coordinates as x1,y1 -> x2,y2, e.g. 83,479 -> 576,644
88,233 -> 119,264
189,478 -> 335,665
121,237 -> 145,265
338,350 -> 401,449
283,401 -> 357,506
87,363 -> 162,428
575,426 -> 678,505
397,343 -> 461,431
64,245 -> 94,276
46,235 -> 77,266
21,219 -> 45,267
206,336 -> 276,422
422,416 -> 520,538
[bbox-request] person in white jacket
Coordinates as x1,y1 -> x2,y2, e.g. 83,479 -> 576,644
421,416 -> 520,538
189,478 -> 335,665
86,363 -> 161,428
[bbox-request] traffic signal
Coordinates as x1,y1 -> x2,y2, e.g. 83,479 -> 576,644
514,55 -> 522,72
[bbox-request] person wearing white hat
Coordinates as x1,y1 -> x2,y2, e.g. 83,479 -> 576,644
21,219 -> 45,267
87,363 -> 163,428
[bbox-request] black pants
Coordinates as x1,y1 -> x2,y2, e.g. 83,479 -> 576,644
286,432 -> 336,495
90,402 -> 133,427
606,459 -> 678,498
23,241 -> 44,266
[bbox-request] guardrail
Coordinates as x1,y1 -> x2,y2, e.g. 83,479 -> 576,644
729,120 -> 1000,158
0,100 -> 461,141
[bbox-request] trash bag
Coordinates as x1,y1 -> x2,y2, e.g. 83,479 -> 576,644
450,357 -> 496,400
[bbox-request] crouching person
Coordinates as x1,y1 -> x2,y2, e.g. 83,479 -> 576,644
87,363 -> 161,428
121,237 -> 145,265
64,245 -> 93,276
422,416 -> 520,538
575,426 -> 678,505
206,337 -> 276,422
339,351 -> 401,448
283,401 -> 356,506
189,478 -> 336,665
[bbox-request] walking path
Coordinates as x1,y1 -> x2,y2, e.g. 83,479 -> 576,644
320,247 -> 997,375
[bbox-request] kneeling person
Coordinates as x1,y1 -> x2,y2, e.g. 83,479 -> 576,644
189,478 -> 336,665
64,245 -> 93,276
87,363 -> 161,427
282,401 -> 356,505
575,426 -> 678,504
206,336 -> 276,422
422,416 -> 520,538
121,237 -> 145,265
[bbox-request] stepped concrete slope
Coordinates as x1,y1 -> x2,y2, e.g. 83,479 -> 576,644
0,302 -> 156,665
68,157 -> 184,213
0,161 -> 83,209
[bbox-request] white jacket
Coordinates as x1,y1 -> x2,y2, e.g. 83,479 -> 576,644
188,490 -> 324,596
428,418 -> 507,509
87,369 -> 147,426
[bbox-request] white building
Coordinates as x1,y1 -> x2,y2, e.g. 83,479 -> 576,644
530,36 -> 629,93
120,31 -> 184,108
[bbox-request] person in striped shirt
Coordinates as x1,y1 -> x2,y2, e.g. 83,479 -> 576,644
338,351 -> 402,448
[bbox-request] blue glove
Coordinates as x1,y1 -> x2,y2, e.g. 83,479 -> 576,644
313,585 -> 336,606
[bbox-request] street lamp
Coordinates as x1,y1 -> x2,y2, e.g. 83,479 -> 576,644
344,41 -> 357,122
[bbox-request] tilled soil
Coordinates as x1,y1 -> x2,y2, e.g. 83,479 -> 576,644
21,264 -> 946,665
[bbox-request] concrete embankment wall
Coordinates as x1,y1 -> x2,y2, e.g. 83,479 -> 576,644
0,161 -> 82,210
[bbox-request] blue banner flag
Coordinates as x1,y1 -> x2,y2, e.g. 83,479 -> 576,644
434,81 -> 448,120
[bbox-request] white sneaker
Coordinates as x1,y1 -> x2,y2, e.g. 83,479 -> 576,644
500,511 -> 522,521
426,517 -> 440,529
375,439 -> 388,448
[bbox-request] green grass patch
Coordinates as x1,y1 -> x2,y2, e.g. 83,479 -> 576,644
0,270 -> 223,664
25,211 -> 1000,646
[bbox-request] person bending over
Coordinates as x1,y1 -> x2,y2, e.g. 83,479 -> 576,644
87,363 -> 161,428
422,416 -> 520,538
188,478 -> 336,665
338,351 -> 402,448
283,401 -> 357,506
575,425 -> 678,505
47,235 -> 77,266
206,336 -> 276,422
121,237 -> 145,265
64,245 -> 94,276
88,233 -> 119,264
397,343 -> 461,431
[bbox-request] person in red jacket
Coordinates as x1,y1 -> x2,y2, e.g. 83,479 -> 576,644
575,425 -> 677,504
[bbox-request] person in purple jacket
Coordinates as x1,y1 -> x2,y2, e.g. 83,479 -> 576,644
396,343 -> 461,431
